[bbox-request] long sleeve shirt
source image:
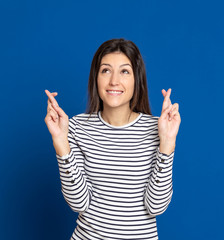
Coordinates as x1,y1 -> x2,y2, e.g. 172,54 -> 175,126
56,112 -> 175,240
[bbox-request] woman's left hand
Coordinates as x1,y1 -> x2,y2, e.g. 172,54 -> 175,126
158,88 -> 181,148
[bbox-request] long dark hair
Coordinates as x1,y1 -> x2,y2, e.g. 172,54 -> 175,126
87,38 -> 151,115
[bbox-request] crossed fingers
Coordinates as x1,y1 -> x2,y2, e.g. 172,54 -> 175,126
169,103 -> 179,120
162,88 -> 172,111
45,90 -> 59,121
46,90 -> 59,106
161,88 -> 180,121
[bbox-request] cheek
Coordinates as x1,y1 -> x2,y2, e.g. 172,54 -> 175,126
126,78 -> 135,93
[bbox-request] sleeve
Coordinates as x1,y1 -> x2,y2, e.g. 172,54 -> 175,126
56,116 -> 93,213
144,146 -> 174,216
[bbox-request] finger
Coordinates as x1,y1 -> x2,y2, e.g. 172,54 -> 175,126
169,109 -> 179,120
170,112 -> 181,122
162,88 -> 172,111
161,89 -> 171,105
168,103 -> 179,119
47,92 -> 58,105
45,90 -> 59,107
51,111 -> 59,122
161,89 -> 166,98
162,97 -> 172,113
47,104 -> 58,116
47,97 -> 66,118
47,100 -> 57,113
161,104 -> 173,120
169,102 -> 180,120
46,110 -> 59,122
164,88 -> 171,103
172,103 -> 179,112
48,92 -> 58,96
51,104 -> 68,119
47,97 -> 57,106
46,91 -> 59,107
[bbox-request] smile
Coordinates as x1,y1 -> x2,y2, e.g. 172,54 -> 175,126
106,90 -> 123,95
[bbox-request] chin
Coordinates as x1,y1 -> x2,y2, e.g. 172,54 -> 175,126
103,101 -> 130,110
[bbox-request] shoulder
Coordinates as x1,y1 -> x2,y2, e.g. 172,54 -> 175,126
71,112 -> 98,122
139,113 -> 159,123
68,112 -> 99,132
135,113 -> 159,130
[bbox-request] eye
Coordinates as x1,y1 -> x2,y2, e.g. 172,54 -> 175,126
101,68 -> 110,73
121,69 -> 130,74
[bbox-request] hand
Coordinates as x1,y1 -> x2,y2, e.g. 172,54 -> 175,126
158,88 -> 181,145
44,90 -> 69,141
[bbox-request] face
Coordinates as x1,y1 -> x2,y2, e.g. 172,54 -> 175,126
97,52 -> 135,111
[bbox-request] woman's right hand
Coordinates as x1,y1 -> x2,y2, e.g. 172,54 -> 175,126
44,89 -> 69,145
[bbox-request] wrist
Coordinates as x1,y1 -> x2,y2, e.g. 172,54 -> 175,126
159,140 -> 176,155
52,134 -> 68,144
52,137 -> 70,157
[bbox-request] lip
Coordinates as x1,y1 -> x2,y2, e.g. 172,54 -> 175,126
106,90 -> 123,96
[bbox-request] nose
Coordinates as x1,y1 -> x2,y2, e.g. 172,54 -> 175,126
109,72 -> 120,86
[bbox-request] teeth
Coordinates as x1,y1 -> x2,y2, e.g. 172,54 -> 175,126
107,91 -> 122,93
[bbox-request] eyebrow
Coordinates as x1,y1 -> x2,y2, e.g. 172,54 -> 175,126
100,63 -> 132,68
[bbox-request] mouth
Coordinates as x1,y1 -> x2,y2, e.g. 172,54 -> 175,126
106,90 -> 124,95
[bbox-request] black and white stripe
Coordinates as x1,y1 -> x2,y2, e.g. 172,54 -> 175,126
56,112 -> 174,240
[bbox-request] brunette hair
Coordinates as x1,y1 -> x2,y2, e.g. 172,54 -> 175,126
87,38 -> 151,115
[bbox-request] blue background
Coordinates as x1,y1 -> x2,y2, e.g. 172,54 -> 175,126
1,0 -> 223,239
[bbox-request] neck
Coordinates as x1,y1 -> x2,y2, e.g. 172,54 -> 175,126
101,106 -> 138,126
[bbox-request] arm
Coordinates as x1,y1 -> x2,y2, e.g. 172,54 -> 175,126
144,88 -> 180,216
44,90 -> 93,213
56,117 -> 93,213
144,146 -> 174,216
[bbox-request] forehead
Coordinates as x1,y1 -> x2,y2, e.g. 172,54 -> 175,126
100,52 -> 131,65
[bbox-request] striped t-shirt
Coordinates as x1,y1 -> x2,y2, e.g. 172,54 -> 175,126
56,112 -> 174,240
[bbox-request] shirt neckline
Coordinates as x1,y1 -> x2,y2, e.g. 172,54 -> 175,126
98,111 -> 142,129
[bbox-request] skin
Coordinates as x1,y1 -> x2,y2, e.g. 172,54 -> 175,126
44,53 -> 181,156
97,52 -> 139,126
159,88 -> 181,154
44,90 -> 70,156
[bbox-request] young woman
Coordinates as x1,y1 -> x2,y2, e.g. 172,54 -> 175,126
45,38 -> 181,240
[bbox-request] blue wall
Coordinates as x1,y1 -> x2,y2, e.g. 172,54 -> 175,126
1,0 -> 223,239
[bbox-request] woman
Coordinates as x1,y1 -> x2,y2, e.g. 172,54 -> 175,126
45,38 -> 181,239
